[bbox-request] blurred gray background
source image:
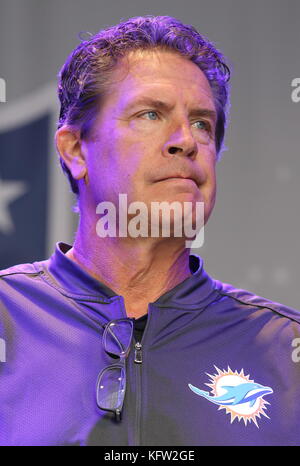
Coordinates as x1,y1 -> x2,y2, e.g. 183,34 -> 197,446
0,0 -> 299,309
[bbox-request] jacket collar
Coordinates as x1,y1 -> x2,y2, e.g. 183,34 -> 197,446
42,242 -> 218,310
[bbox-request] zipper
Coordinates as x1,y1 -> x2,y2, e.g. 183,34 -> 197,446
134,341 -> 142,445
132,305 -> 152,445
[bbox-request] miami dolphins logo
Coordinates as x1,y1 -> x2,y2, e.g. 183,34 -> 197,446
188,366 -> 273,427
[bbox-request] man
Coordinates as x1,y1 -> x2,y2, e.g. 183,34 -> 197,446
0,15 -> 300,446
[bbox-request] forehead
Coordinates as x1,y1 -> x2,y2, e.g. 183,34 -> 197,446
104,49 -> 216,111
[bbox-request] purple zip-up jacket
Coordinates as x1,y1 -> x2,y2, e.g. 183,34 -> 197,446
0,242 -> 300,446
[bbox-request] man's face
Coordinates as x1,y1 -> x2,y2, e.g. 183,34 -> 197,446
80,49 -> 217,228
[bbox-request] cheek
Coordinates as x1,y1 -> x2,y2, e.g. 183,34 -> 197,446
200,151 -> 217,201
88,133 -> 148,196
111,129 -> 152,178
200,145 -> 217,179
207,169 -> 217,205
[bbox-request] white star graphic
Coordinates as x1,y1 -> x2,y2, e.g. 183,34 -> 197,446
0,177 -> 29,235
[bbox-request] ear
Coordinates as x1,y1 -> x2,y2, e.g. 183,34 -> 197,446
55,126 -> 87,181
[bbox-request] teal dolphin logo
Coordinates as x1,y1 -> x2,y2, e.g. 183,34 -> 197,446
188,366 -> 273,427
188,381 -> 273,408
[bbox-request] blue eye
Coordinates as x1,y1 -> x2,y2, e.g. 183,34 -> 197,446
193,120 -> 208,130
144,111 -> 158,120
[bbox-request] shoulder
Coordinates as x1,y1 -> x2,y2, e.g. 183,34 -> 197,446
0,261 -> 43,288
0,262 -> 39,278
0,259 -> 52,336
0,260 -> 47,305
213,278 -> 300,325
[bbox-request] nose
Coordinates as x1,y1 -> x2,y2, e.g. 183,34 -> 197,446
163,120 -> 198,159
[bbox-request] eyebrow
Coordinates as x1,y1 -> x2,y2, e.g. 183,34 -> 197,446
124,97 -> 217,123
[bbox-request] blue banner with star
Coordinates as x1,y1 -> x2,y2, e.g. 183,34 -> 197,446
0,114 -> 50,269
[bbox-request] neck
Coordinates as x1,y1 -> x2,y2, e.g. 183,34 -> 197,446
66,214 -> 192,318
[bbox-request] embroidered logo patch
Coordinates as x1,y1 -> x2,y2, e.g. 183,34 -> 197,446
188,366 -> 273,427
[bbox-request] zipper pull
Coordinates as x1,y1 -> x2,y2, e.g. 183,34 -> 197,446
115,408 -> 122,422
134,342 -> 142,364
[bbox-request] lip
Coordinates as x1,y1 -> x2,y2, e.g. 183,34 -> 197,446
158,176 -> 198,186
